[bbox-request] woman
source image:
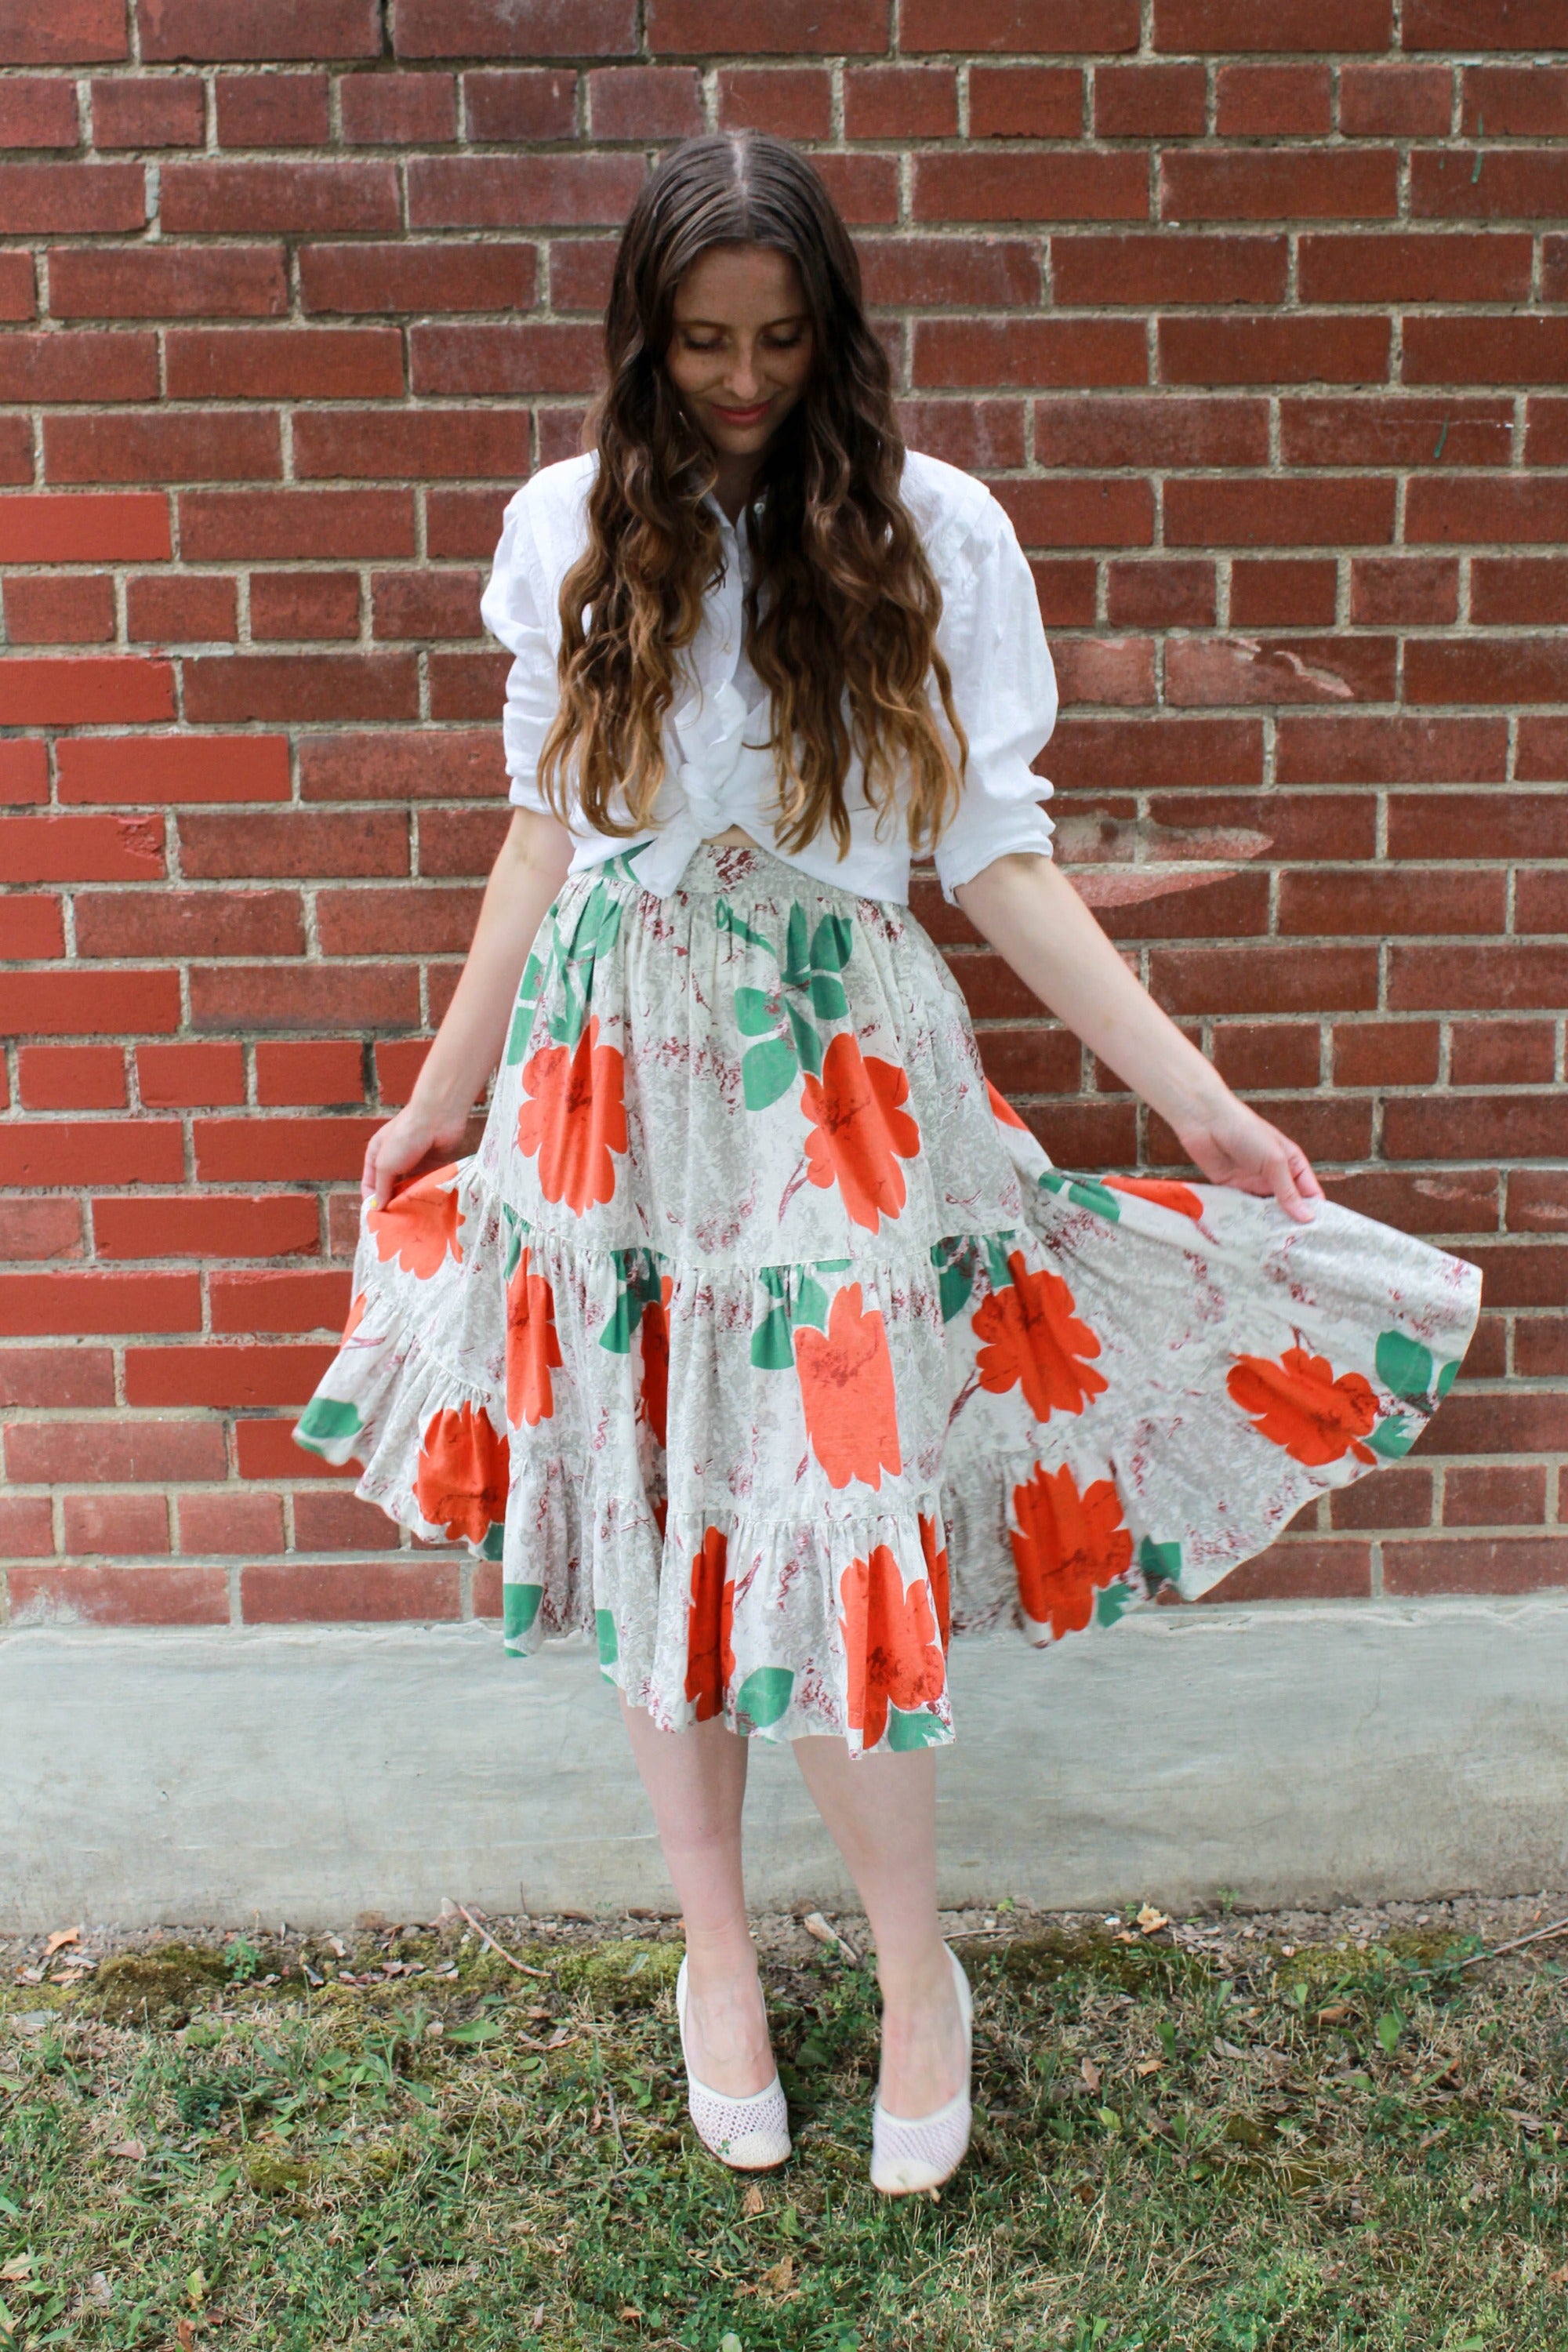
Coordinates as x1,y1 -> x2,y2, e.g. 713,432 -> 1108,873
297,132 -> 1480,2194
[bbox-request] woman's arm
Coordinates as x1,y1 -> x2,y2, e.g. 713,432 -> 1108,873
953,851 -> 1324,1223
361,807 -> 576,1207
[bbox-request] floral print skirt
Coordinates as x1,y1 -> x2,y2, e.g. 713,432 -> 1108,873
296,838 -> 1483,1758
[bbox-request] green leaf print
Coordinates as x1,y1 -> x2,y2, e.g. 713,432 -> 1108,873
1138,1537 -> 1183,1588
735,1667 -> 794,1731
504,1583 -> 543,1642
810,912 -> 853,972
714,896 -> 774,952
601,1250 -> 665,1355
784,996 -> 823,1078
1374,1329 -> 1437,1403
887,1704 -> 949,1751
501,1203 -> 524,1283
742,1033 -> 800,1111
295,1396 -> 362,1451
1038,1168 -> 1123,1223
727,897 -> 857,1111
1095,1583 -> 1131,1628
735,985 -> 779,1036
479,1522 -> 506,1562
1367,1415 -> 1417,1459
505,947 -> 546,1065
752,1265 -> 833,1365
596,1610 -> 619,1671
546,877 -> 624,1050
931,1237 -> 980,1323
808,969 -> 848,1022
782,902 -> 811,988
982,1232 -> 1018,1290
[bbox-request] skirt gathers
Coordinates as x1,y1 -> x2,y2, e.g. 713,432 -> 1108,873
296,838 -> 1483,1757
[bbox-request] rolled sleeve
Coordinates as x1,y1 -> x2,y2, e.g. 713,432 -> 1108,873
930,500 -> 1058,907
480,488 -> 564,817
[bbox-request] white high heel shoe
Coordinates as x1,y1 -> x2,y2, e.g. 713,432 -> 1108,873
870,1943 -> 973,2196
675,1954 -> 791,2171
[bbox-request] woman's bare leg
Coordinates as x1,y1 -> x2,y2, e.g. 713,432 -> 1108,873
616,1693 -> 776,2097
790,1739 -> 967,2119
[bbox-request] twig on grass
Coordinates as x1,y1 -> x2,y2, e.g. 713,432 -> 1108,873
450,1900 -> 549,1980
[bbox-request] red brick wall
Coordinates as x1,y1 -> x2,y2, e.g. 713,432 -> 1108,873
1,0 -> 1562,1631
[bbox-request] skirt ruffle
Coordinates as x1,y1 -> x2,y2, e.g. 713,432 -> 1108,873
296,840 -> 1483,1757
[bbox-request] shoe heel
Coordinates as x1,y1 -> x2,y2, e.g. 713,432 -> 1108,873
676,1954 -> 791,2172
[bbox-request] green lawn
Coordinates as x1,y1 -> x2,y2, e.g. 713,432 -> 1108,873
2,1917 -> 1566,2350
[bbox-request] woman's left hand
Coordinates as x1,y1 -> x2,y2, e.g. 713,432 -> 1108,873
1171,1095 -> 1325,1224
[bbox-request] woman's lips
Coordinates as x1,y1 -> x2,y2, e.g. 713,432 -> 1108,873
710,399 -> 771,425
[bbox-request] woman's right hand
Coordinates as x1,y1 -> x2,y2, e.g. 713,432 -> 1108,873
361,1102 -> 470,1209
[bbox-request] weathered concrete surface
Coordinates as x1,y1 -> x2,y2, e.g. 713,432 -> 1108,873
3,1599 -> 1566,1933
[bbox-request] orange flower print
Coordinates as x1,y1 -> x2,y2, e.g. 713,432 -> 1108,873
413,1403 -> 509,1544
1105,1174 -> 1204,1222
918,1510 -> 952,1652
1011,1461 -> 1132,1640
794,1283 -> 902,1490
343,1290 -> 368,1341
1227,1346 -> 1378,1468
684,1525 -> 735,1722
800,1031 -> 920,1232
985,1076 -> 1031,1132
505,1244 -> 562,1430
367,1163 -> 462,1278
972,1250 -> 1109,1423
640,1272 -> 673,1451
517,1013 -> 628,1214
840,1544 -> 947,1751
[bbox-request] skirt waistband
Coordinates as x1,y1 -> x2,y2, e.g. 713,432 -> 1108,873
614,833 -> 894,912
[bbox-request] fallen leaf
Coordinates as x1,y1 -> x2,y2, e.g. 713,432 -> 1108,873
617,2309 -> 643,2325
178,2321 -> 198,2350
1213,2037 -> 1247,2060
109,2139 -> 146,2160
764,2254 -> 796,2294
1134,2057 -> 1163,2077
742,2183 -> 765,2217
0,2260 -> 29,2285
1316,2003 -> 1351,2026
1137,1906 -> 1171,1934
801,1912 -> 860,1964
43,1927 -> 80,1959
1080,2057 -> 1102,2093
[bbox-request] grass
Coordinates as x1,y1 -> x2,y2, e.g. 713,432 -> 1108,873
2,1915 -> 1567,2350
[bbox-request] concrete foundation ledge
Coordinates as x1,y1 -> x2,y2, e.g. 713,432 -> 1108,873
3,1595 -> 1566,1933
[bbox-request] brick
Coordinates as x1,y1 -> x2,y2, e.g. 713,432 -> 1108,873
1161,150 -> 1397,223
1167,477 -> 1393,548
1406,316 -> 1568,390
1350,556 -> 1457,626
1229,558 -> 1337,626
1207,1020 -> 1321,1091
161,160 -> 399,235
1443,1465 -> 1547,1528
916,321 -> 1146,397
1331,1020 -> 1440,1087
1168,634 -> 1394,706
1034,397 -> 1268,468
126,574 -> 240,644
211,1269 -> 354,1333
0,1346 -> 111,1406
176,1490 -> 285,1553
43,409 -> 281,485
409,321 -> 602,398
408,154 -> 643,230
10,1563 -> 228,1626
0,740 -> 48,804
0,810 -> 165,880
0,967 -> 180,1036
300,240 -> 538,317
1278,715 -> 1504,786
1472,558 -> 1568,626
867,243 -> 1040,314
5,573 -> 116,643
1197,1540 -> 1370,1604
1388,791 -> 1568,860
1450,1021 -> 1555,1087
1052,234 -> 1286,308
1050,637 -> 1156,710
0,250 -> 35,319
1324,1167 -> 1500,1237
1153,0 -> 1390,44
1149,944 -> 1378,1016
255,1040 -> 364,1105
1462,65 -> 1568,138
0,1196 -> 83,1259
0,78 -> 81,147
316,883 -> 482,956
1521,1325 -> 1568,1377
75,887 -> 303,960
290,1490 -> 400,1551
90,74 -> 205,147
714,66 -> 833,137
49,243 -> 287,319
1329,1465 -> 1432,1531
374,1037 -> 432,1105
1160,314 -> 1388,387
300,728 -> 503,801
96,1191 -> 318,1258
1528,402 -> 1568,466
181,488 -> 416,561
0,162 -> 146,232
1094,63 -> 1206,138
395,0 -> 635,56
2,895 -> 64,957
901,0 -> 1138,45
0,1497 -> 53,1559
0,0 -> 125,62
291,408 -> 531,481
134,1041 -> 246,1107
586,64 -> 702,139
1299,234 -> 1530,309
988,477 -> 1153,549
125,1341 -> 335,1408
235,1417 -> 356,1479
180,808 -> 407,880
62,1491 -> 171,1552
1519,870 -> 1568,933
1341,64 -> 1450,137
0,1120 -> 183,1187
968,64 -> 1081,137
241,1555 -> 459,1623
845,64 -> 957,139
1510,1171 -> 1568,1232
5,1417 -> 225,1483
182,654 -> 419,724
426,648 -> 507,719
0,659 -> 174,725
249,571 -> 361,642
58,734 -> 289,805
341,71 -> 458,144
1388,944 -> 1568,1014
0,415 -> 34,481
1412,149 -> 1568,223
1215,64 -> 1331,138
1054,717 -> 1263,792
1405,0 -> 1568,44
371,569 -> 482,641
1406,639 -> 1568,707
215,71 -> 329,146
461,67 -> 576,140
1519,716 -> 1568,777
914,151 -> 1146,226
165,326 -> 405,401
1279,867 -> 1503,937
646,0 -> 884,46
140,0 -> 381,60
18,1044 -> 125,1109
1385,1537 -> 1568,1598
190,968 -> 418,1034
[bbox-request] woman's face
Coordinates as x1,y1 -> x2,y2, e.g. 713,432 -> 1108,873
666,242 -> 815,469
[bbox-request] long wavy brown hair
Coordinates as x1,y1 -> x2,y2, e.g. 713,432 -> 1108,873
535,132 -> 968,862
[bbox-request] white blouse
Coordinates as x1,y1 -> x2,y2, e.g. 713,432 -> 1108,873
479,446 -> 1058,908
